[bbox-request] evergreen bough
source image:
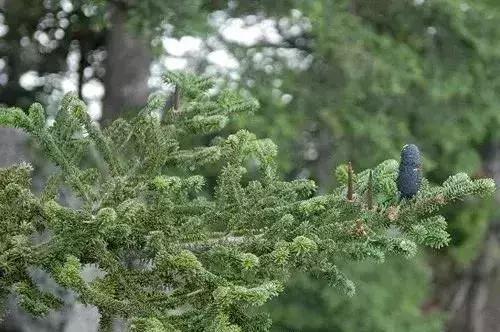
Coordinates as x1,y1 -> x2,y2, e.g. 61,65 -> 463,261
0,73 -> 495,331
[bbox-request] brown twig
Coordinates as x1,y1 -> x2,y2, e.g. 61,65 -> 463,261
173,85 -> 181,111
347,162 -> 354,201
367,169 -> 373,209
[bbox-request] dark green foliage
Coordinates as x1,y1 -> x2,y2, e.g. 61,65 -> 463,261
268,256 -> 444,332
227,0 -> 500,183
0,73 -> 495,331
0,0 -> 226,108
220,2 -> 500,325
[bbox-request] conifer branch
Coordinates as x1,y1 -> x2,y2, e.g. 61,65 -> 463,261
0,73 -> 495,331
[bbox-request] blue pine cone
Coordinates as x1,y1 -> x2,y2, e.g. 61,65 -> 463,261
397,144 -> 422,199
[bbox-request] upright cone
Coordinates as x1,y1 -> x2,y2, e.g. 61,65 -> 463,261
397,144 -> 422,199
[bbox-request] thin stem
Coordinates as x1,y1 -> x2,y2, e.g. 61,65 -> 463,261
367,170 -> 373,209
173,85 -> 181,111
347,162 -> 354,201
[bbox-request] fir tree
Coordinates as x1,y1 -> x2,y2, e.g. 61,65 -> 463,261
0,72 -> 495,331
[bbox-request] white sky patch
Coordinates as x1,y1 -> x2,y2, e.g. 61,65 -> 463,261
0,13 -> 8,38
163,36 -> 203,56
87,100 -> 101,121
34,31 -> 50,47
67,49 -> 80,72
0,73 -> 8,85
207,50 -> 239,70
82,79 -> 104,99
148,75 -> 163,89
0,24 -> 8,38
60,0 -> 74,13
276,49 -> 313,71
14,10 -> 306,119
220,18 -> 282,47
281,94 -> 293,104
19,71 -> 43,90
163,57 -> 188,70
61,77 -> 77,93
55,28 -> 65,40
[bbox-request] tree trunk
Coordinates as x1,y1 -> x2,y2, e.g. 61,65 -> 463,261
0,128 -> 30,168
315,128 -> 334,193
102,2 -> 152,124
444,141 -> 500,332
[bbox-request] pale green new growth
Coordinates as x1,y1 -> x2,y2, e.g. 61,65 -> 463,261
0,73 -> 495,331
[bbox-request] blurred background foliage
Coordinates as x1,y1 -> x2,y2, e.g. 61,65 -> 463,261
268,256 -> 444,332
1,0 -> 500,331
